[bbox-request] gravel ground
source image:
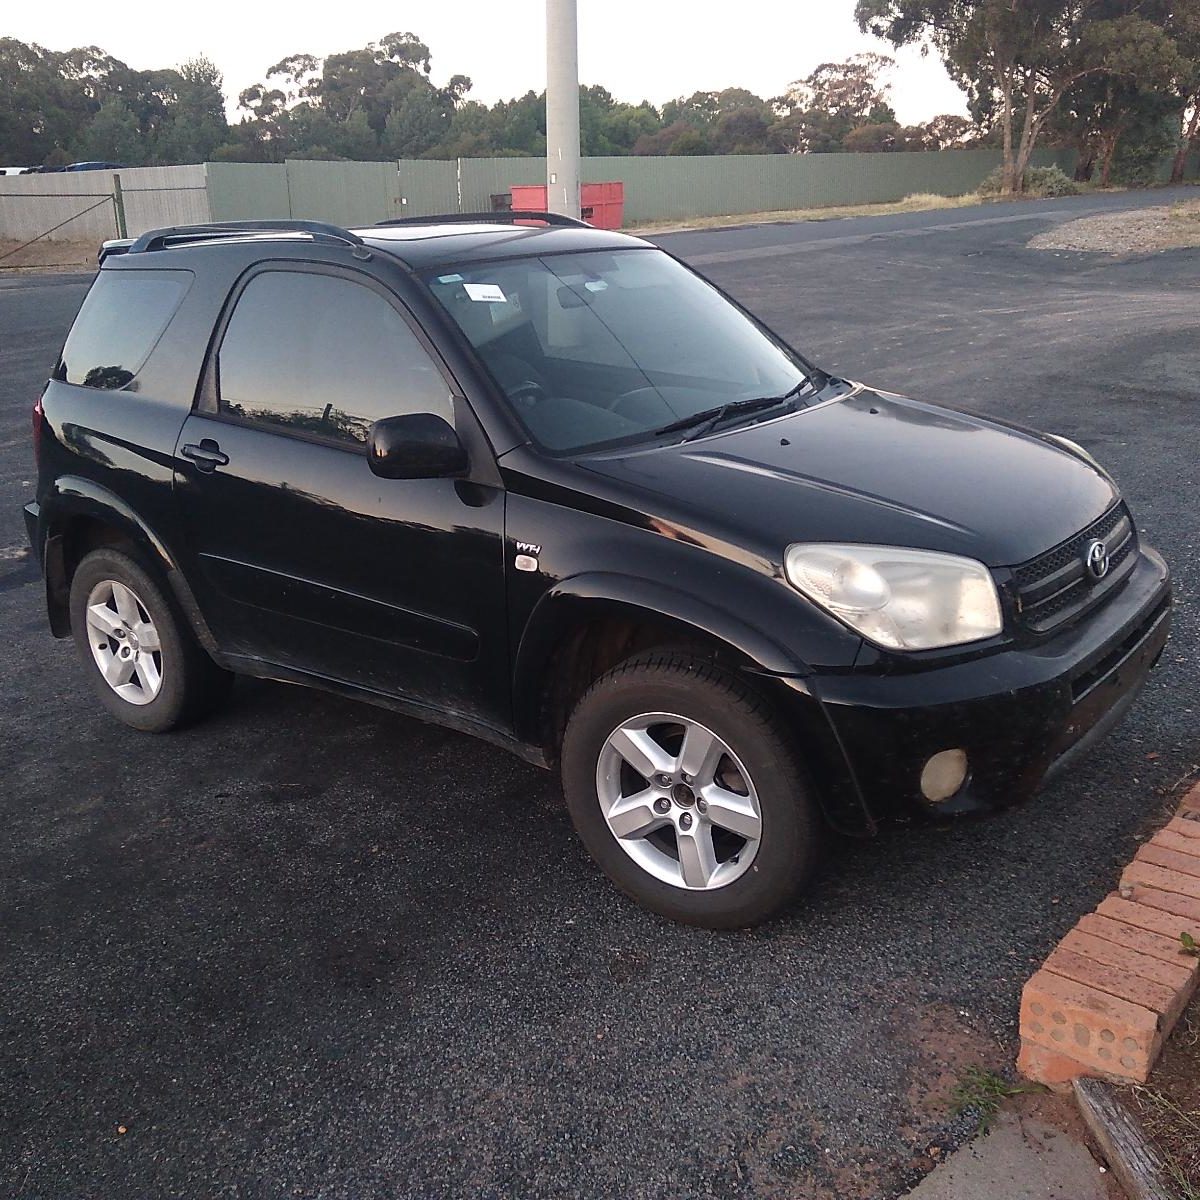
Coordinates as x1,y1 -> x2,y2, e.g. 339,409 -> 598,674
1029,196 -> 1200,255
1,186 -> 1198,1200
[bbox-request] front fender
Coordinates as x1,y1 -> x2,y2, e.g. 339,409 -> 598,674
514,572 -> 815,722
511,571 -> 876,836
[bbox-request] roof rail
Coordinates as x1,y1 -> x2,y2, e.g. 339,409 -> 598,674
376,210 -> 592,229
129,220 -> 369,256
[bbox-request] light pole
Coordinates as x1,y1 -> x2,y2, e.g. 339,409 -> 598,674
545,0 -> 581,218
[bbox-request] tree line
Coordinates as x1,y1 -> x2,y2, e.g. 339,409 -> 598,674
2,8 -> 1197,194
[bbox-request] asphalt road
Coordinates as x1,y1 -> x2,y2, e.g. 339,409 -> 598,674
2,189 -> 1198,1200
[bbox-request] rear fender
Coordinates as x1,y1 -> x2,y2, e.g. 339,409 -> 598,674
38,476 -> 222,658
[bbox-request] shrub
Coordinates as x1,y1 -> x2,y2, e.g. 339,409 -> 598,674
1025,165 -> 1081,197
978,166 -> 1006,196
978,163 -> 1081,197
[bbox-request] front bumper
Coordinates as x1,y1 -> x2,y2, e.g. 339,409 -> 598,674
801,547 -> 1171,827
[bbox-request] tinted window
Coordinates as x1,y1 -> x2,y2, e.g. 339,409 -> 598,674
218,271 -> 453,447
60,269 -> 190,389
423,249 -> 809,453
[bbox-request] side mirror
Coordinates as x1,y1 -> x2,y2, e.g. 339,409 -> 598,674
367,413 -> 468,480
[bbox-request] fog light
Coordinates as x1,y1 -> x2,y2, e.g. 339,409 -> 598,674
921,749 -> 969,803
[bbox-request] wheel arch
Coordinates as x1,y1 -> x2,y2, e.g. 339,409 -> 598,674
513,572 -> 811,748
39,476 -> 223,660
513,574 -> 876,837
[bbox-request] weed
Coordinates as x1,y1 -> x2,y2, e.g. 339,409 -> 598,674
1132,1086 -> 1200,1200
949,1066 -> 1047,1134
1181,931 -> 1200,958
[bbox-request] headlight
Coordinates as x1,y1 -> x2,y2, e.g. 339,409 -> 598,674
784,544 -> 1003,650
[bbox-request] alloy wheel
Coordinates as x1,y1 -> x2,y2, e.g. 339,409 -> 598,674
84,578 -> 164,706
596,712 -> 762,890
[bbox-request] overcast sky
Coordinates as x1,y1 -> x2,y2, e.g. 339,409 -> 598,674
9,0 -> 969,124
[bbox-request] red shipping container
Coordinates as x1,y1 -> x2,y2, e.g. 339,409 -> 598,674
509,182 -> 625,230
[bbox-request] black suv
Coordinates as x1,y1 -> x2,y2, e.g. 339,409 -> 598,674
26,214 -> 1171,927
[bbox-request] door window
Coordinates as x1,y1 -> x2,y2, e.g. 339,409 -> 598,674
217,270 -> 453,446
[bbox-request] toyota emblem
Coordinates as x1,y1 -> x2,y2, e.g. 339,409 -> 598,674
1085,539 -> 1110,580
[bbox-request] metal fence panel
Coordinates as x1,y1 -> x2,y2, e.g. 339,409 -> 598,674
0,163 -> 208,242
457,158 -> 546,212
205,162 -> 289,221
395,159 -> 459,217
118,164 -> 209,232
450,149 -> 1080,224
284,159 -> 402,225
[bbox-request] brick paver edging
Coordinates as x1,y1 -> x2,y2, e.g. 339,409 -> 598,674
1018,781 -> 1200,1088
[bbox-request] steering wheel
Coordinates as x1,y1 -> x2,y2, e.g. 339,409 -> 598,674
506,380 -> 548,412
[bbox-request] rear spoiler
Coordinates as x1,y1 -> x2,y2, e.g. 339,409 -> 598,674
97,238 -> 134,266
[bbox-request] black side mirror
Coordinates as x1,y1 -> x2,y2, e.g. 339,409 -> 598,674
367,413 -> 468,480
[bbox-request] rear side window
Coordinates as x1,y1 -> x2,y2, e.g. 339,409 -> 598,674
216,270 -> 453,447
59,269 -> 190,389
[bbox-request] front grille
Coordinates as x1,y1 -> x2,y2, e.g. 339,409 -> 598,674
1012,502 -> 1137,634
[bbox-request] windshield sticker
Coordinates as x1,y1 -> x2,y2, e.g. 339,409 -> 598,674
436,273 -> 464,284
584,280 -> 608,292
464,282 -> 507,303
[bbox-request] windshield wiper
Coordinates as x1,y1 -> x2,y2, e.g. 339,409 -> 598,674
653,379 -> 811,442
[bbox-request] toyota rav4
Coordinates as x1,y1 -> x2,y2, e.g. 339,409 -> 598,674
25,214 -> 1172,927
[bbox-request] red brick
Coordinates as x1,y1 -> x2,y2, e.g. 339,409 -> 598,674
1017,1039 -> 1091,1091
1152,829 -> 1200,858
1021,970 -> 1161,1083
1119,884 -> 1200,926
1135,843 -> 1200,880
1121,860 -> 1200,901
1078,910 -> 1200,968
1061,927 -> 1195,990
1179,782 -> 1200,815
1043,945 -> 1178,1015
1164,816 -> 1200,840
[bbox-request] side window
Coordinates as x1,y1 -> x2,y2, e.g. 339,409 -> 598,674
59,269 -> 191,389
217,270 -> 453,446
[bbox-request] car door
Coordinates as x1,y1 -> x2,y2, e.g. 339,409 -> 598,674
172,262 -> 510,730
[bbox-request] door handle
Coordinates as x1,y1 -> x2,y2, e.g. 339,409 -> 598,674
181,439 -> 229,472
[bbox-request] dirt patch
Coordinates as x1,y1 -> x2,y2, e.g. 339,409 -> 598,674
1124,997 -> 1200,1196
0,237 -> 95,272
900,1003 -> 1123,1198
1029,197 -> 1200,255
629,191 -> 981,235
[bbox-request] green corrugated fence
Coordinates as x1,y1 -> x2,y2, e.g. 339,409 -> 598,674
199,149 -> 1200,230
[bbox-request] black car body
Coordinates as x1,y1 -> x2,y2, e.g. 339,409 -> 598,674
25,215 -> 1171,926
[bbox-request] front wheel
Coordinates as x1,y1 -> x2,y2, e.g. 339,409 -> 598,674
560,652 -> 819,928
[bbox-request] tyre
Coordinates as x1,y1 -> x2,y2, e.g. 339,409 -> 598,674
69,547 -> 232,733
560,651 -> 819,928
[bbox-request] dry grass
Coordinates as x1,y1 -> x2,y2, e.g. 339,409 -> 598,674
1127,1000 -> 1200,1199
1166,197 -> 1200,247
629,191 -> 981,234
0,237 -> 95,271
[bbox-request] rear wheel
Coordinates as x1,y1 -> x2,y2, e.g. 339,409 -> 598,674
69,547 -> 231,732
561,652 -> 819,928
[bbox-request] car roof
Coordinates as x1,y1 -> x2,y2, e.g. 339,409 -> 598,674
355,222 -> 650,270
101,219 -> 655,275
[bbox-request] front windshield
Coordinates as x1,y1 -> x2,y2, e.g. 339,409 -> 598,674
422,248 -> 811,453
